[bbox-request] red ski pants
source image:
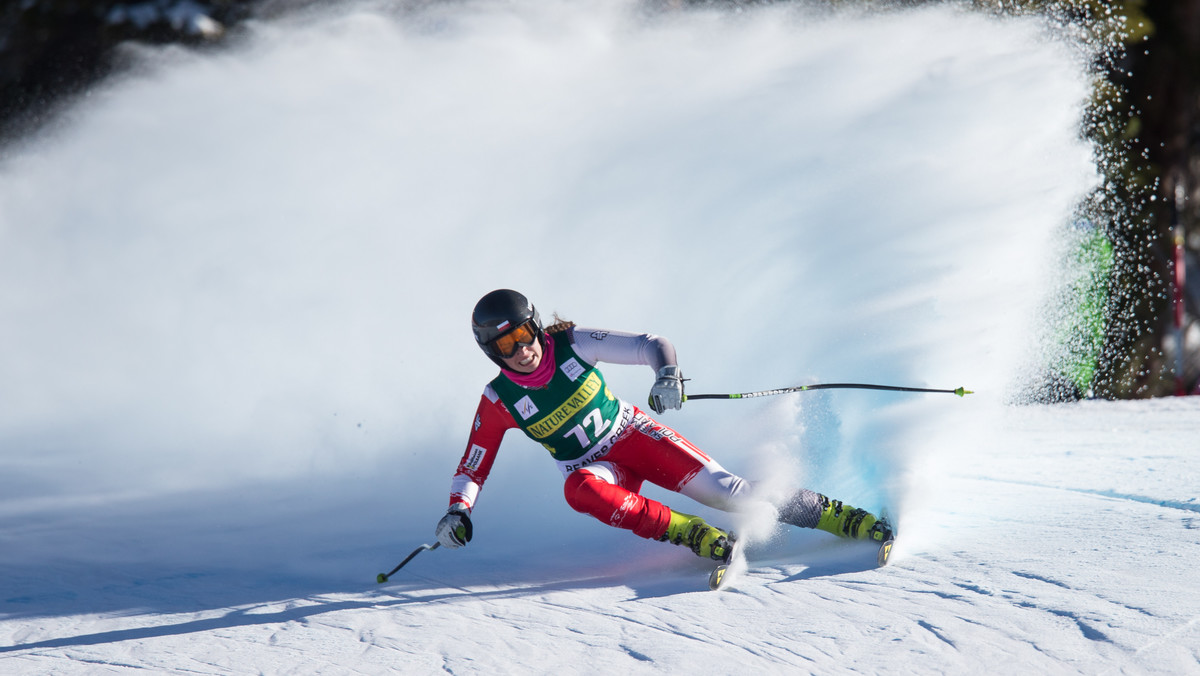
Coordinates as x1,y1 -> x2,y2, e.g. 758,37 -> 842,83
562,410 -> 750,540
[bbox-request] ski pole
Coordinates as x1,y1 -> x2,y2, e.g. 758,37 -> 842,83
682,382 -> 973,401
376,542 -> 440,583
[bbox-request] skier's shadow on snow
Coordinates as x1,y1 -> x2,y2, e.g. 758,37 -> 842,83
0,574 -> 628,654
0,546 -> 882,654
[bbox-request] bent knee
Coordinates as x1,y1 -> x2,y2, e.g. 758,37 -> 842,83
563,468 -> 606,513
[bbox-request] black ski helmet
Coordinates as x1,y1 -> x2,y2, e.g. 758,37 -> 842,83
471,289 -> 544,367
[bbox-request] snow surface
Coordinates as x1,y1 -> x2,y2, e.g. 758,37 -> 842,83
2,1 -> 1197,673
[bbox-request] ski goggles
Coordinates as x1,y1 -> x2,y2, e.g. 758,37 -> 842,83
487,321 -> 538,359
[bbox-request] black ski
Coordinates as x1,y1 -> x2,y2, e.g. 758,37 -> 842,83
708,563 -> 730,590
875,509 -> 896,567
707,534 -> 740,591
876,538 -> 895,567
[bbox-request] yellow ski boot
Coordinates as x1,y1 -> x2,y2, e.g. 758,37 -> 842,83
815,495 -> 894,542
658,510 -> 735,563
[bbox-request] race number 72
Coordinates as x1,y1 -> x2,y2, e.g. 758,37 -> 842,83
562,409 -> 611,448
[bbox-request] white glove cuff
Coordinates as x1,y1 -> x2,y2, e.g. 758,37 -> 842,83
657,365 -> 682,380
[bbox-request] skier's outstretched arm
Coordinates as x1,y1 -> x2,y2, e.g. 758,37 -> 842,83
436,387 -> 517,549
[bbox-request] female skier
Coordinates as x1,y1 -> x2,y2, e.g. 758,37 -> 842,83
435,289 -> 893,563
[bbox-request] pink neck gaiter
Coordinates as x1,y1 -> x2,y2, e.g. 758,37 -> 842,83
501,332 -> 556,388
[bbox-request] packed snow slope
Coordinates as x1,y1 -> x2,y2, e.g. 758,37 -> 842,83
3,1 -> 1197,673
